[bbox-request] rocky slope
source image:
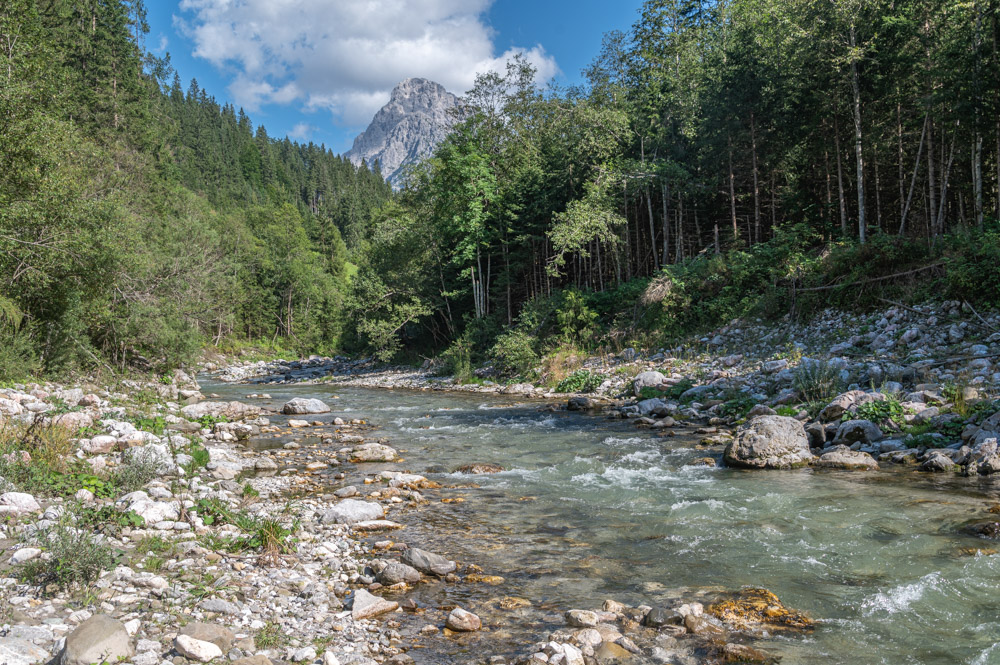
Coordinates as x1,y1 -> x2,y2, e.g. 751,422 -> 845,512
345,78 -> 461,186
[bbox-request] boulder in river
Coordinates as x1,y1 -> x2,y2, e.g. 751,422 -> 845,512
445,608 -> 481,632
966,438 -> 1000,475
401,547 -> 456,576
180,401 -> 261,421
813,445 -> 879,470
723,416 -> 814,469
707,588 -> 814,631
351,589 -> 398,620
281,398 -> 331,415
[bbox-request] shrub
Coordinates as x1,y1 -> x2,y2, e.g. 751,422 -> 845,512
793,360 -> 842,403
555,370 -> 603,393
556,288 -> 598,346
489,329 -> 539,378
111,451 -> 160,493
18,512 -> 117,590
441,337 -> 474,384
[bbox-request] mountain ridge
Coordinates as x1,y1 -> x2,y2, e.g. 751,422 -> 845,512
345,78 -> 461,186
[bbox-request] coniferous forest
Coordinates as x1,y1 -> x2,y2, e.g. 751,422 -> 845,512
3,0 -> 1000,379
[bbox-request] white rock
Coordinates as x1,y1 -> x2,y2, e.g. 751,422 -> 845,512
174,635 -> 223,663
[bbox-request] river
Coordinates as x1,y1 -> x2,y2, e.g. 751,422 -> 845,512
203,378 -> 1000,664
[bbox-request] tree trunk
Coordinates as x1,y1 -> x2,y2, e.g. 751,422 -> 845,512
645,186 -> 657,271
849,24 -> 866,244
928,118 -> 937,238
751,111 -> 760,244
728,132 -> 739,241
900,115 -> 928,236
834,115 -> 848,236
661,182 -> 670,265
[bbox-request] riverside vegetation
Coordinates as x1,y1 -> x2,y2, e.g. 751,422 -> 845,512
5,1 -> 1000,664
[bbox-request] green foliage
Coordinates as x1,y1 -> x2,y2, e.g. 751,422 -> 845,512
489,329 -> 539,378
18,511 -> 117,591
555,370 -> 603,393
132,415 -> 167,436
853,397 -> 904,426
110,452 -> 160,494
556,289 -> 599,346
720,395 -> 758,418
639,379 -> 695,402
196,414 -> 227,429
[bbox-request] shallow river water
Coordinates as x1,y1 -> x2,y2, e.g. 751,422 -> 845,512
205,379 -> 1000,664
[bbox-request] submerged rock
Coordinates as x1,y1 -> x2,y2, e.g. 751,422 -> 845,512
708,588 -> 814,632
723,416 -> 814,470
455,463 -> 504,474
401,547 -> 456,576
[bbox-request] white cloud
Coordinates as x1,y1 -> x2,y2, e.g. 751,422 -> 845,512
175,0 -> 559,123
154,34 -> 169,53
288,122 -> 315,141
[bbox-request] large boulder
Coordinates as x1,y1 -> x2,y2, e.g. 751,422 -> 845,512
966,438 -> 1000,475
445,608 -> 481,632
180,401 -> 261,422
321,499 -> 384,525
723,416 -> 814,470
0,492 -> 41,515
633,371 -> 667,397
401,547 -> 456,576
351,443 -> 397,462
833,420 -> 884,445
376,562 -> 421,585
281,398 -> 331,415
813,445 -> 879,470
61,615 -> 133,665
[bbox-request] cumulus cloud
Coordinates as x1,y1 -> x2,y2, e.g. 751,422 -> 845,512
175,0 -> 558,124
288,122 -> 315,141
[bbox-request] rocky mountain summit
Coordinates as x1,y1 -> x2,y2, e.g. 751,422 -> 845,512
345,78 -> 461,186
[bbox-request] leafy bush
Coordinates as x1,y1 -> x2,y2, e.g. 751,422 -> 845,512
638,379 -> 695,401
719,395 -> 757,418
489,329 -> 539,378
441,337 -> 474,384
18,512 -> 117,590
196,414 -> 227,429
853,398 -> 904,426
556,288 -> 598,346
555,370 -> 603,393
132,415 -> 167,436
110,451 -> 160,493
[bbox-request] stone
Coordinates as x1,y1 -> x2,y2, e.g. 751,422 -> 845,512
643,607 -> 682,628
0,492 -> 41,515
967,438 -> 1000,475
175,635 -> 224,663
594,643 -> 633,663
0,638 -> 50,665
281,398 -> 331,414
351,589 -> 398,620
179,623 -> 235,651
445,607 -> 482,632
708,588 -> 814,631
761,359 -> 788,373
565,610 -> 599,627
745,404 -> 776,418
813,446 -> 879,470
721,644 -> 778,664
351,443 -> 397,462
61,615 -> 133,665
198,598 -> 241,615
321,499 -> 384,524
921,453 -> 955,473
401,547 -> 457,576
723,416 -> 814,470
633,371 -> 667,397
180,401 -> 261,421
376,562 -> 421,585
567,396 -> 599,410
127,499 -> 180,523
82,435 -> 118,454
291,647 -> 317,662
834,419 -> 884,445
10,547 -> 42,564
288,420 -> 310,428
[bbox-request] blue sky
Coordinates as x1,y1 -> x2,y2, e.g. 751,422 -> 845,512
146,1 -> 642,154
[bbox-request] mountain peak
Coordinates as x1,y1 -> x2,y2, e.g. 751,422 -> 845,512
346,79 -> 461,186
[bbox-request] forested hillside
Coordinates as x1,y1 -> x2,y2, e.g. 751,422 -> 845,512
0,0 -> 391,378
3,0 -> 1000,382
355,0 -> 1000,376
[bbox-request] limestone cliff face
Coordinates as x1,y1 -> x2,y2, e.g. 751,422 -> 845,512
345,78 -> 461,186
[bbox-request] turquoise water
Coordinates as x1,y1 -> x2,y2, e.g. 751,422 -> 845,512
207,381 -> 1000,663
